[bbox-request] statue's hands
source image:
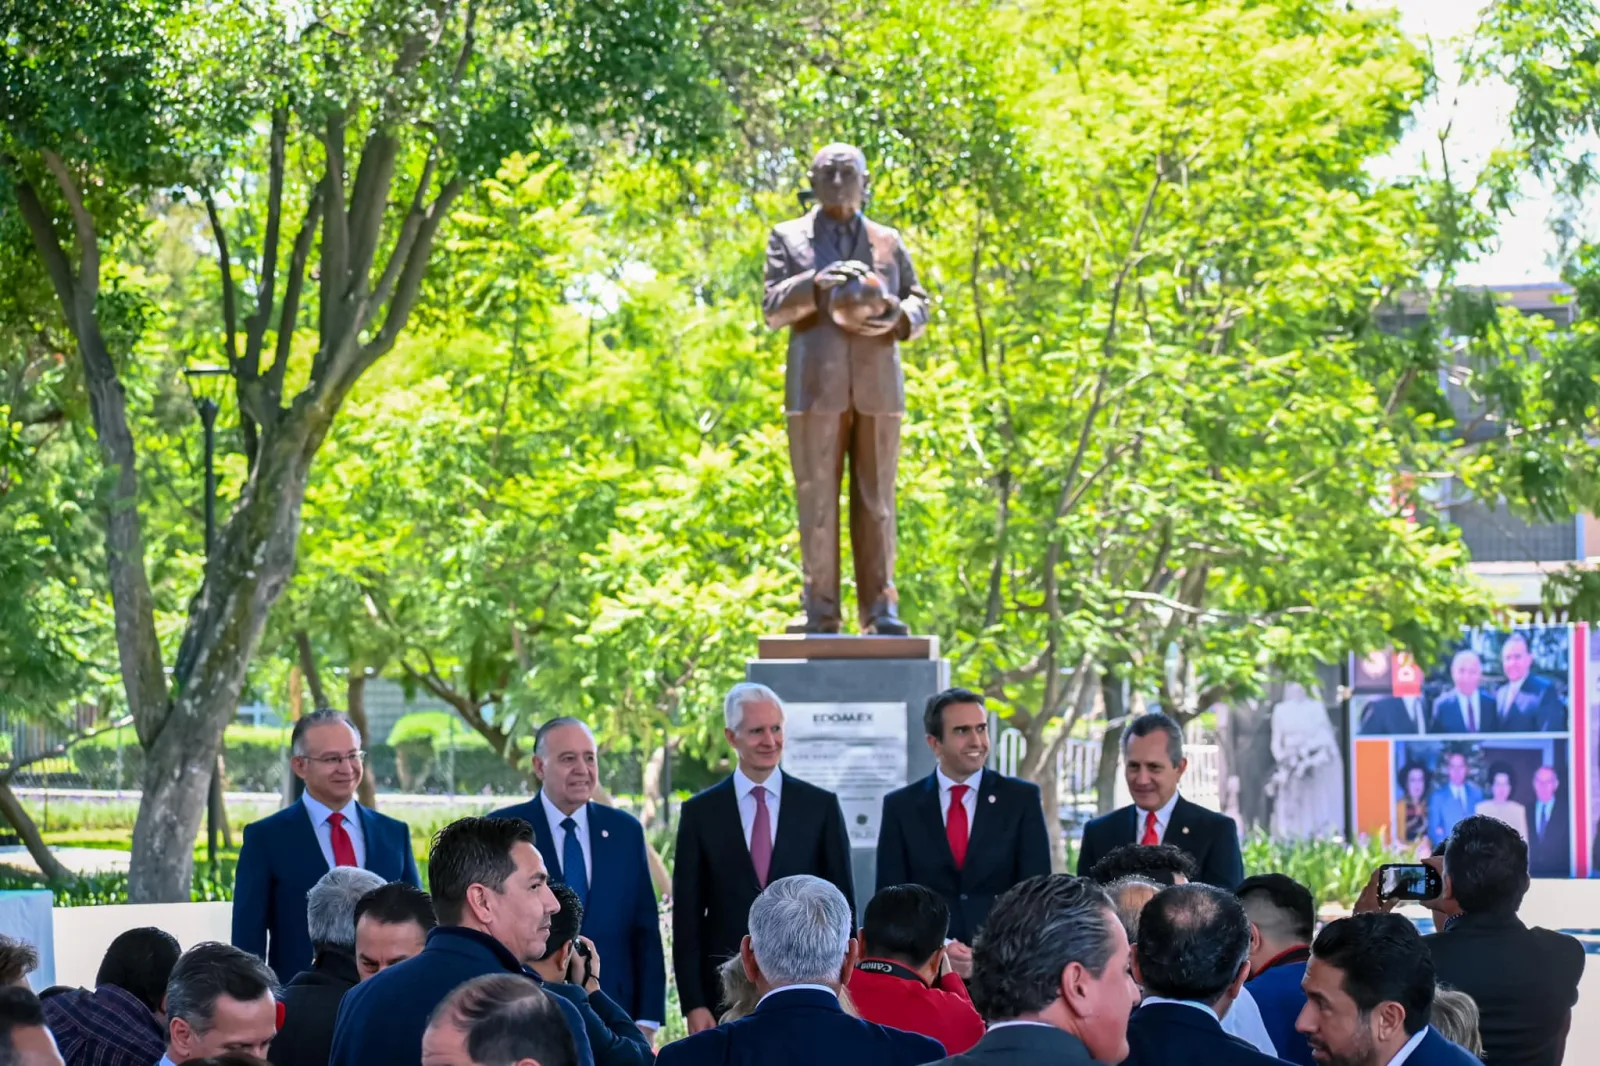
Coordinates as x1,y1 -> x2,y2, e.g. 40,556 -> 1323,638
852,291 -> 903,336
814,259 -> 873,291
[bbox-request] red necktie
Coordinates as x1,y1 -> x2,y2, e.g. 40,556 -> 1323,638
1141,810 -> 1160,846
947,785 -> 971,869
328,812 -> 358,867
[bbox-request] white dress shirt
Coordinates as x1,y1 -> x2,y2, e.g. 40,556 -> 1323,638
936,766 -> 983,828
986,1020 -> 1059,1033
540,791 -> 592,883
302,792 -> 367,869
755,983 -> 837,1008
1385,1025 -> 1431,1066
1134,792 -> 1181,844
734,767 -> 783,849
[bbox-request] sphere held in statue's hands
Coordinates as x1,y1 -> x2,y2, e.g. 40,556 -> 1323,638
826,272 -> 889,331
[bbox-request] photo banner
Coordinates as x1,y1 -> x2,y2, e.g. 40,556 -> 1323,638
1347,624 -> 1590,879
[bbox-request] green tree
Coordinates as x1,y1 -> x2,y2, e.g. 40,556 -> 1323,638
1,0 -> 741,899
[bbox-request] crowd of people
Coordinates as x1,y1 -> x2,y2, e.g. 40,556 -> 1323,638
0,692 -> 1582,1066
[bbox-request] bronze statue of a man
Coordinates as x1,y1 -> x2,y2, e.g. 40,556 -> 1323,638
763,144 -> 929,635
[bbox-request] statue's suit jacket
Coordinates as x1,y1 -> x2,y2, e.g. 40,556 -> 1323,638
762,207 -> 929,415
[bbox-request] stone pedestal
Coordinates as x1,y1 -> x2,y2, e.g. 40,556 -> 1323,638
748,635 -> 949,914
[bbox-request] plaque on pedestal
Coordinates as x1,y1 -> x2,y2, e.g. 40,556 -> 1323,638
748,634 -> 949,914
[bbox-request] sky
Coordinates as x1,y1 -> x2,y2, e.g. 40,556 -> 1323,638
1366,0 -> 1588,286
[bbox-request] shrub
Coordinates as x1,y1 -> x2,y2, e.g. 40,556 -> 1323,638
69,725 -> 290,792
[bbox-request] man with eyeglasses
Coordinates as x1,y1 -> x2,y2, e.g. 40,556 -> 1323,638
233,708 -> 421,980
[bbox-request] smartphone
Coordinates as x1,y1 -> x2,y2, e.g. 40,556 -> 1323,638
1378,862 -> 1441,901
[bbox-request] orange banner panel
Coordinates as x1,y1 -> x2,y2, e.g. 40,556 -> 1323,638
1354,739 -> 1394,843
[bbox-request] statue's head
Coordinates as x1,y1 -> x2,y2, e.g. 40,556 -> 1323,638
810,143 -> 868,217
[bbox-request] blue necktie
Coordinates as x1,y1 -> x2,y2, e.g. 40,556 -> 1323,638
561,816 -> 588,905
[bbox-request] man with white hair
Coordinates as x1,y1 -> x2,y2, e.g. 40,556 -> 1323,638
269,866 -> 385,1066
658,876 -> 941,1066
671,684 -> 855,1034
1428,649 -> 1495,733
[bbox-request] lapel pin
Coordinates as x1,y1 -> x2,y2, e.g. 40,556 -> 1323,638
987,795 -> 997,804
1182,826 -> 1190,835
601,830 -> 610,838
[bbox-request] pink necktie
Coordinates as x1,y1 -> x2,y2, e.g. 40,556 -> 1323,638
750,786 -> 773,888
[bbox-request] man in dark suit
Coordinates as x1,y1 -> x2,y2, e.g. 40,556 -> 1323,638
1420,816 -> 1584,1066
1496,632 -> 1565,732
1076,712 -> 1243,889
233,709 -> 421,981
876,688 -> 1050,976
1427,651 -> 1495,733
1299,914 -> 1480,1066
352,881 -> 436,980
671,683 -> 855,1034
491,717 -> 665,1037
657,875 -> 940,1066
1237,874 -> 1315,1066
268,867 -> 384,1066
1359,695 -> 1429,735
529,886 -> 652,1066
762,143 -> 930,634
1527,765 -> 1570,877
1122,884 -> 1283,1066
1426,752 -> 1483,847
928,875 -> 1138,1066
328,817 -> 595,1066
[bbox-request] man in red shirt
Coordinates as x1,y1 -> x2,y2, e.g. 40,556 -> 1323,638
846,884 -> 985,1055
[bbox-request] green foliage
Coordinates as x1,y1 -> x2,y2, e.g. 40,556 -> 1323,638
68,725 -> 289,792
1242,831 -> 1416,908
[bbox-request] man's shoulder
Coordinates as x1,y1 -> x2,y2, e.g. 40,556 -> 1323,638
361,804 -> 412,834
778,772 -> 836,803
1082,806 -> 1130,834
487,798 -> 542,823
987,772 -> 1041,800
588,801 -> 645,837
680,778 -> 734,813
1175,796 -> 1235,830
1414,1028 -> 1486,1066
862,215 -> 904,244
881,775 -> 933,807
1525,923 -> 1587,972
246,800 -> 306,831
771,214 -> 814,242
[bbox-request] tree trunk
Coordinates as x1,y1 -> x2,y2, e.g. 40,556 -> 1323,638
347,671 -> 378,809
214,754 -> 233,849
1038,748 -> 1065,872
1094,725 -> 1123,816
128,428 -> 320,901
0,780 -> 72,883
296,631 -> 330,709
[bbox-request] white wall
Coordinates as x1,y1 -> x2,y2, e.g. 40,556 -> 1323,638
51,903 -> 233,988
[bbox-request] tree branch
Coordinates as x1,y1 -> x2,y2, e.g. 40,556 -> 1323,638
40,149 -> 100,304
266,182 -> 325,406
203,192 -> 242,373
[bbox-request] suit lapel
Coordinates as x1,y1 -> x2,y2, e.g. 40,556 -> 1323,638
585,802 -> 618,915
354,804 -> 385,876
769,773 -> 803,880
914,774 -> 954,871
1167,796 -> 1198,848
525,796 -> 560,881
964,771 -> 1002,877
714,777 -> 763,894
290,799 -> 332,878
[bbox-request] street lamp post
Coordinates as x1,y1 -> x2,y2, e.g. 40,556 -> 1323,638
185,364 -> 229,881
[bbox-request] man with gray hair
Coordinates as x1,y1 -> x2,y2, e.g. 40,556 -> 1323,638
233,708 -> 421,980
267,867 -> 384,1066
671,685 -> 854,1034
159,942 -> 278,1065
422,974 -> 577,1066
658,876 -> 941,1066
491,718 -> 664,1037
1075,712 -> 1243,888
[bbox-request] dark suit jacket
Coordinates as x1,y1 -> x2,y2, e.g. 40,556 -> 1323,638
763,208 -> 930,416
1427,784 -> 1484,847
875,771 -> 1051,943
1359,696 -> 1427,735
1428,689 -> 1495,733
654,988 -> 941,1066
491,796 -> 666,1022
670,773 -> 855,1016
1496,675 -> 1565,732
269,950 -> 359,1066
1409,1027 -> 1493,1066
544,981 -> 654,1066
1527,798 -> 1571,877
1423,912 -> 1585,1066
232,799 -> 420,980
925,1022 -> 1097,1066
1124,1002 -> 1286,1066
329,926 -> 594,1066
1075,796 -> 1244,889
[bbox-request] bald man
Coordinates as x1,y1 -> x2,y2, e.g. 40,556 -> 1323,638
762,143 -> 930,635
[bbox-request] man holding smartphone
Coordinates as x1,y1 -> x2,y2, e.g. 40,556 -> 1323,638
532,885 -> 654,1066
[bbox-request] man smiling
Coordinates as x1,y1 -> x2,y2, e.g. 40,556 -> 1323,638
1076,712 -> 1244,889
876,688 -> 1051,975
232,709 -> 420,980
